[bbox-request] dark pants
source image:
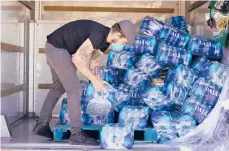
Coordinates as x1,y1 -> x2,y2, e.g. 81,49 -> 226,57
39,42 -> 82,134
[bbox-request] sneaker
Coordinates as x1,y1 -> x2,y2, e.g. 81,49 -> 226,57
69,131 -> 100,146
33,121 -> 53,138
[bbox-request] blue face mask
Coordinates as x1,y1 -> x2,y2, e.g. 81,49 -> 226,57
111,43 -> 124,51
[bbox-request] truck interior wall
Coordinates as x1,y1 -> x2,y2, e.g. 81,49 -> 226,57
34,1 -> 182,116
1,1 -> 30,125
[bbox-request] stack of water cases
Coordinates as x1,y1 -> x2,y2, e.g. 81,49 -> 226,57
58,15 -> 228,149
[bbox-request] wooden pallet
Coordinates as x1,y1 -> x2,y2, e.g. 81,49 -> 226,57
53,123 -> 158,142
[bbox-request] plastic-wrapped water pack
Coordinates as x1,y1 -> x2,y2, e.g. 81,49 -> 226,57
99,66 -> 125,86
100,123 -> 134,149
135,53 -> 164,78
188,36 -> 223,59
60,98 -> 70,125
81,83 -> 115,126
190,77 -> 221,107
107,50 -> 136,70
161,82 -> 188,107
123,68 -> 151,88
181,97 -> 212,124
199,61 -> 228,88
171,112 -> 196,137
158,25 -> 191,49
140,16 -> 164,37
119,106 -> 150,129
124,35 -> 158,56
113,84 -> 133,112
191,56 -> 210,74
142,86 -> 173,111
165,16 -> 189,33
156,42 -> 192,67
165,65 -> 197,89
151,111 -> 178,141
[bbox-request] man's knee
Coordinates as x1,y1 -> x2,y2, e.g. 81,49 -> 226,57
52,83 -> 65,96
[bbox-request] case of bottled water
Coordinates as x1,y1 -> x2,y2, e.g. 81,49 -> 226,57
161,82 -> 188,107
135,53 -> 164,78
140,16 -> 164,37
156,42 -> 192,67
123,68 -> 151,88
118,106 -> 150,129
191,56 -> 210,74
100,123 -> 134,149
188,36 -> 223,59
171,111 -> 196,137
141,86 -> 173,111
107,50 -> 136,70
181,97 -> 212,124
151,111 -> 178,141
158,25 -> 191,49
80,84 -> 115,126
165,16 -> 189,33
190,78 -> 221,107
198,61 -> 228,88
60,98 -> 70,125
99,66 -> 125,86
124,35 -> 158,56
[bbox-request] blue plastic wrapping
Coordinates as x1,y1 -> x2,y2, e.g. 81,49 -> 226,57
99,66 -> 125,86
142,86 -> 173,111
190,78 -> 221,107
188,36 -> 223,59
164,67 -> 176,83
60,98 -> 70,125
100,123 -> 134,149
80,84 -> 115,126
165,65 -> 197,89
113,84 -> 133,112
107,50 -> 136,70
165,16 -> 189,33
140,16 -> 164,37
124,35 -> 158,56
191,56 -> 210,74
181,97 -> 212,124
199,61 -> 228,88
135,53 -> 164,78
158,25 -> 191,49
161,82 -> 188,106
123,68 -> 151,88
156,42 -> 192,67
119,106 -> 150,129
151,111 -> 178,141
171,112 -> 196,137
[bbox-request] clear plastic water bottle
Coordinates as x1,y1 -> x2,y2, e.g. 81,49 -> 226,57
191,56 -> 210,74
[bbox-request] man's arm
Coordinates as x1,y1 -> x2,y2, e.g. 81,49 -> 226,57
89,49 -> 103,75
72,38 -> 104,91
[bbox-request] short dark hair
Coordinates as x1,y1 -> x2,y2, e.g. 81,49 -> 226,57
112,23 -> 126,38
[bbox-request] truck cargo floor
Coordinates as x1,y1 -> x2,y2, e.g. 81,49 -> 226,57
1,117 -> 181,150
